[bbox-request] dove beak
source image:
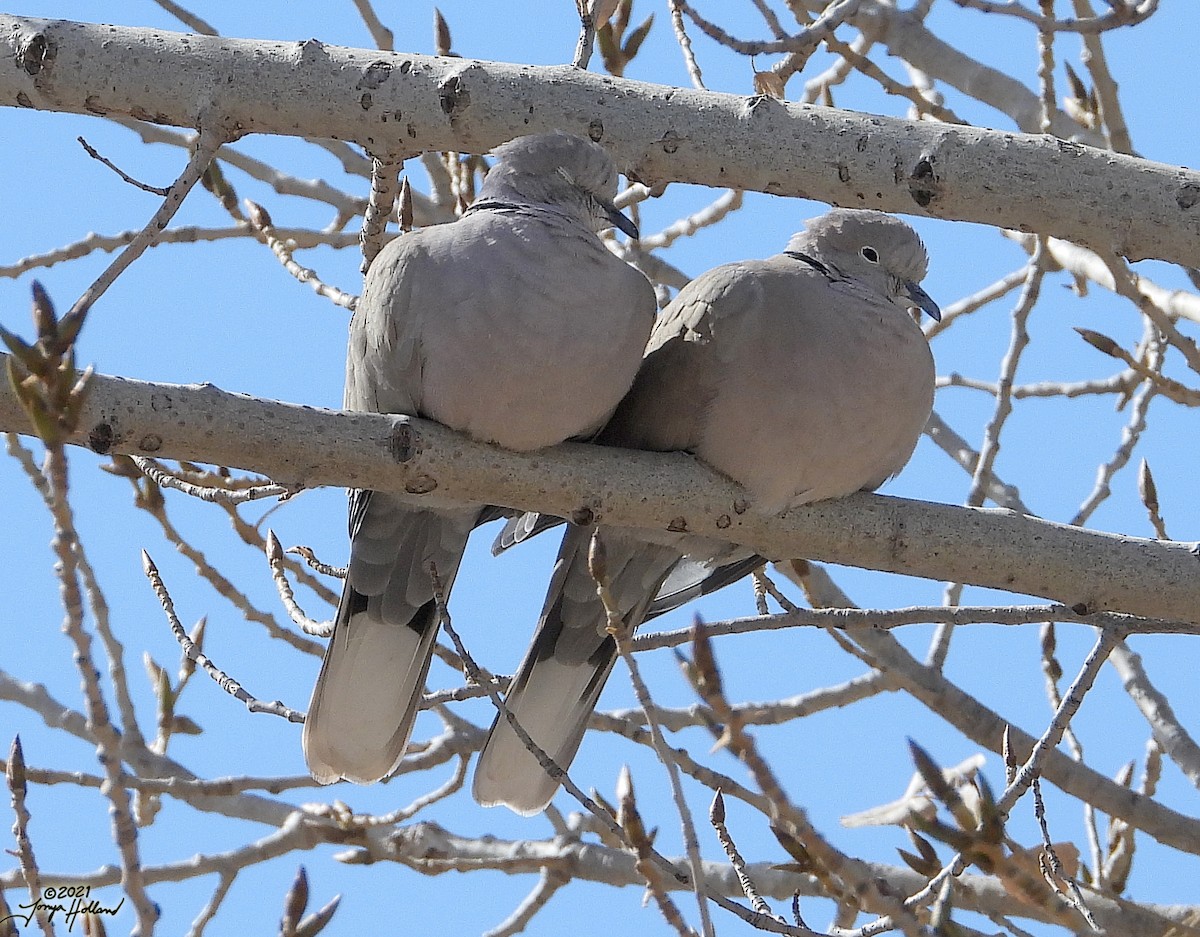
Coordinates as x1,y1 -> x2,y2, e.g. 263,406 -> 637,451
605,203 -> 640,240
905,280 -> 941,322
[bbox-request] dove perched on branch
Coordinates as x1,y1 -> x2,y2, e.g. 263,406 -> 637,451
303,131 -> 656,785
473,208 -> 939,814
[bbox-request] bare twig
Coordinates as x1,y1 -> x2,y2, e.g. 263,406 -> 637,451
133,456 -> 294,503
150,0 -> 217,34
370,755 -> 469,827
1033,777 -> 1101,930
1110,644 -> 1200,789
573,0 -> 597,69
285,544 -> 347,580
1069,0 -> 1133,151
142,551 -> 306,722
1074,329 -> 1199,405
590,533 -> 715,937
949,0 -> 1157,33
667,0 -> 707,89
77,136 -> 170,195
266,531 -> 332,637
427,563 -> 630,845
999,627 -> 1124,815
710,790 -> 778,919
0,225 -> 363,279
640,189 -> 743,250
245,200 -> 358,310
361,154 -> 404,273
7,737 -> 55,937
932,242 -> 1048,669
483,866 -> 571,937
185,870 -> 236,937
617,767 -> 694,937
1137,459 -> 1171,539
69,120 -> 229,321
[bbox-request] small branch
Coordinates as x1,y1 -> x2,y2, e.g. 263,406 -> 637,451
1036,0 -> 1057,133
102,456 -> 324,656
639,189 -> 743,251
572,0 -> 596,69
7,737 -> 55,937
591,709 -> 770,810
683,624 -> 924,935
1093,250 -> 1200,373
0,225 -> 363,279
924,410 -> 1030,513
1069,0 -> 1134,152
1110,643 -> 1200,789
77,136 -> 170,194
360,154 -> 404,273
185,870 -> 236,937
285,544 -> 347,579
967,246 -> 1046,506
667,0 -> 707,89
710,790 -> 777,919
928,265 -> 1031,338
68,119 -> 230,321
8,436 -> 147,751
590,533 -> 714,937
633,605 -> 1195,653
1006,232 -> 1200,326
483,866 -> 570,937
998,627 -> 1124,815
949,0 -> 1157,33
142,551 -> 306,722
932,246 -> 1047,667
675,0 -> 861,59
368,755 -> 468,827
266,531 -> 332,637
617,767 -> 695,937
1137,459 -> 1171,540
428,564 -> 630,845
133,455 -> 295,503
245,201 -> 358,309
1074,329 -> 1199,405
1070,336 -> 1163,526
1033,777 -> 1101,930
150,0 -> 217,34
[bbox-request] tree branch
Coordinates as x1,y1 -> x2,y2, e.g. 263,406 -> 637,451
3,15 -> 1200,265
2,357 -> 1197,624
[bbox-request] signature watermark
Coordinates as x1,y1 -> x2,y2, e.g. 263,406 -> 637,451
1,886 -> 125,932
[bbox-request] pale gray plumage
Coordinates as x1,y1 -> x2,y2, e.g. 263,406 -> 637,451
473,208 -> 938,814
303,131 -> 656,785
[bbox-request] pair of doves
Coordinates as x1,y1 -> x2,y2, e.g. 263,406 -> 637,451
301,130 -> 939,816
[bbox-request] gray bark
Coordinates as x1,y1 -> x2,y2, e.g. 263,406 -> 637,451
3,14 -> 1200,266
3,357 -> 1197,625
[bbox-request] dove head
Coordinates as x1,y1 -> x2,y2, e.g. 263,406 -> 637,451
480,131 -> 639,238
787,209 -> 940,321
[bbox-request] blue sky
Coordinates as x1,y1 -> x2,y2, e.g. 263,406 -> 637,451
2,2 -> 1199,935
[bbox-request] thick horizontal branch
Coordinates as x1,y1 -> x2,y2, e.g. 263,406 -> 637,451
3,816 -> 1193,935
364,824 -> 1199,937
3,357 -> 1198,623
3,15 -> 1200,265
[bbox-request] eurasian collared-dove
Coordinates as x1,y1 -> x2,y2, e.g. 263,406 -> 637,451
473,208 -> 939,814
303,131 -> 656,785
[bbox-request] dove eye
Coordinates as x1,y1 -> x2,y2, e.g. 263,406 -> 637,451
861,246 -> 880,264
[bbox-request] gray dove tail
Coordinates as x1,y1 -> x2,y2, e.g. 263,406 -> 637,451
474,526 -> 680,814
302,580 -> 441,785
472,641 -> 618,815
